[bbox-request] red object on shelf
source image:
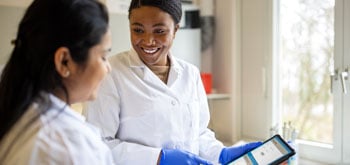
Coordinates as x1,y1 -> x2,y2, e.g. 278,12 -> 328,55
200,72 -> 212,94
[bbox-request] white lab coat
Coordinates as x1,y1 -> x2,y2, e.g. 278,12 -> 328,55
83,49 -> 224,165
0,93 -> 114,165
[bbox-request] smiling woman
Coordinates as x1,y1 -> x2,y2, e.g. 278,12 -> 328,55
83,0 -> 262,165
128,6 -> 177,83
129,6 -> 178,67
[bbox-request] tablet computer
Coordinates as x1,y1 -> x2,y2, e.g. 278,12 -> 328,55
227,134 -> 295,165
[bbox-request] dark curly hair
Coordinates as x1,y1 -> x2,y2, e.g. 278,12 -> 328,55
128,0 -> 182,24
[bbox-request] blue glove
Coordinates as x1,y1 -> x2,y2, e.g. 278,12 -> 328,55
159,149 -> 213,165
219,141 -> 262,165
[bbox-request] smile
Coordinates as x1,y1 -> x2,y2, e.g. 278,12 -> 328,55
142,47 -> 159,54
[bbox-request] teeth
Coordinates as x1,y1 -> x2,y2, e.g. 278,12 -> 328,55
143,48 -> 157,54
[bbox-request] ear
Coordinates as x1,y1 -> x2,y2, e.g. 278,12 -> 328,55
173,24 -> 180,39
54,47 -> 72,78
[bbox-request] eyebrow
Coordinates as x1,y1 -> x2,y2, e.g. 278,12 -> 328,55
131,22 -> 166,27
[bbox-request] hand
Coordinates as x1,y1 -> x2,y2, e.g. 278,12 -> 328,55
218,141 -> 262,165
159,149 -> 213,165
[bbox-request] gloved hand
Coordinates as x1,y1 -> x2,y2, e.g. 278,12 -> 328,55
219,141 -> 262,165
159,149 -> 213,165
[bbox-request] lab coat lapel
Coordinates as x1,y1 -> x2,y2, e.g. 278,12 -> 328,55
167,55 -> 181,87
127,49 -> 168,91
127,49 -> 184,95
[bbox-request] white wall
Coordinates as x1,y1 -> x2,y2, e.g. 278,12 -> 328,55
0,6 -> 24,64
0,5 -> 131,65
0,0 -> 32,8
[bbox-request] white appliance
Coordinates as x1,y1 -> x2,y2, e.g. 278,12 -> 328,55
172,3 -> 201,69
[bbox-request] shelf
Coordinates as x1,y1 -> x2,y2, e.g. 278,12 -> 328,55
206,93 -> 230,100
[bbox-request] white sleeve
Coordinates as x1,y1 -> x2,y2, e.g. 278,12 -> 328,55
196,71 -> 225,163
83,74 -> 161,165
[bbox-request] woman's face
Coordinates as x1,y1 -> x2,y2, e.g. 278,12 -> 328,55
65,29 -> 112,103
129,6 -> 179,66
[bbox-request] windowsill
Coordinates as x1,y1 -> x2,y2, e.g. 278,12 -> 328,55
298,158 -> 328,165
230,139 -> 329,165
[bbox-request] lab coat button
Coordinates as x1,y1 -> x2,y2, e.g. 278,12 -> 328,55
171,100 -> 176,105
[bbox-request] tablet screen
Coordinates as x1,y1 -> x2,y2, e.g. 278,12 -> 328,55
228,135 -> 295,165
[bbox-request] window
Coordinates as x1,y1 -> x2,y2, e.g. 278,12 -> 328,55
275,0 -> 349,163
240,0 -> 349,164
278,0 -> 335,145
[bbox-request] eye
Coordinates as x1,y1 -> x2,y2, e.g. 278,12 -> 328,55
102,49 -> 111,61
154,29 -> 165,34
101,54 -> 107,61
133,28 -> 144,34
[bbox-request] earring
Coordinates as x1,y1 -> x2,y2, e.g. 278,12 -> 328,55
64,71 -> 70,77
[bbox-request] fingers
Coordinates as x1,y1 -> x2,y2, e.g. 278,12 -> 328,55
244,141 -> 263,151
188,153 -> 213,165
193,156 -> 213,165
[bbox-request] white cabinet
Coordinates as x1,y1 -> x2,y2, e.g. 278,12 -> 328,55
207,94 -> 233,144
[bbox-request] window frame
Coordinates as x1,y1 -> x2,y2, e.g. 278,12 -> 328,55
240,0 -> 347,163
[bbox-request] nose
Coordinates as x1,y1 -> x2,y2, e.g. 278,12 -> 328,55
143,33 -> 155,46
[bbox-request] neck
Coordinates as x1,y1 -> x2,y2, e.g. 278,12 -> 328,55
52,88 -> 70,105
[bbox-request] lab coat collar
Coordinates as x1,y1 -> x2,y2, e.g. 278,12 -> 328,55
48,93 -> 86,122
166,54 -> 182,87
127,48 -> 182,71
127,48 -> 146,68
127,48 -> 183,87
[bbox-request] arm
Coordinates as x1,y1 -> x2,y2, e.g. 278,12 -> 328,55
83,74 -> 160,165
194,71 -> 262,164
195,71 -> 225,162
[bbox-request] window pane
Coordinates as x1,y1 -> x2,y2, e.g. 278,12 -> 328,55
279,0 -> 335,144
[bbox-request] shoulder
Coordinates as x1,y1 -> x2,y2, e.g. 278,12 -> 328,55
108,50 -> 130,64
172,56 -> 200,76
0,105 -> 113,164
34,110 -> 113,164
39,109 -> 104,149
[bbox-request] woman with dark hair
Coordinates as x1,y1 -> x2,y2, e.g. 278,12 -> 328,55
84,0 -> 261,164
0,0 -> 114,164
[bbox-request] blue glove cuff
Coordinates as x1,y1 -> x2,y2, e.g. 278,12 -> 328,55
159,149 -> 167,165
218,147 -> 229,164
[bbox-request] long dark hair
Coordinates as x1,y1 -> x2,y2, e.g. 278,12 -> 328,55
0,0 -> 109,141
